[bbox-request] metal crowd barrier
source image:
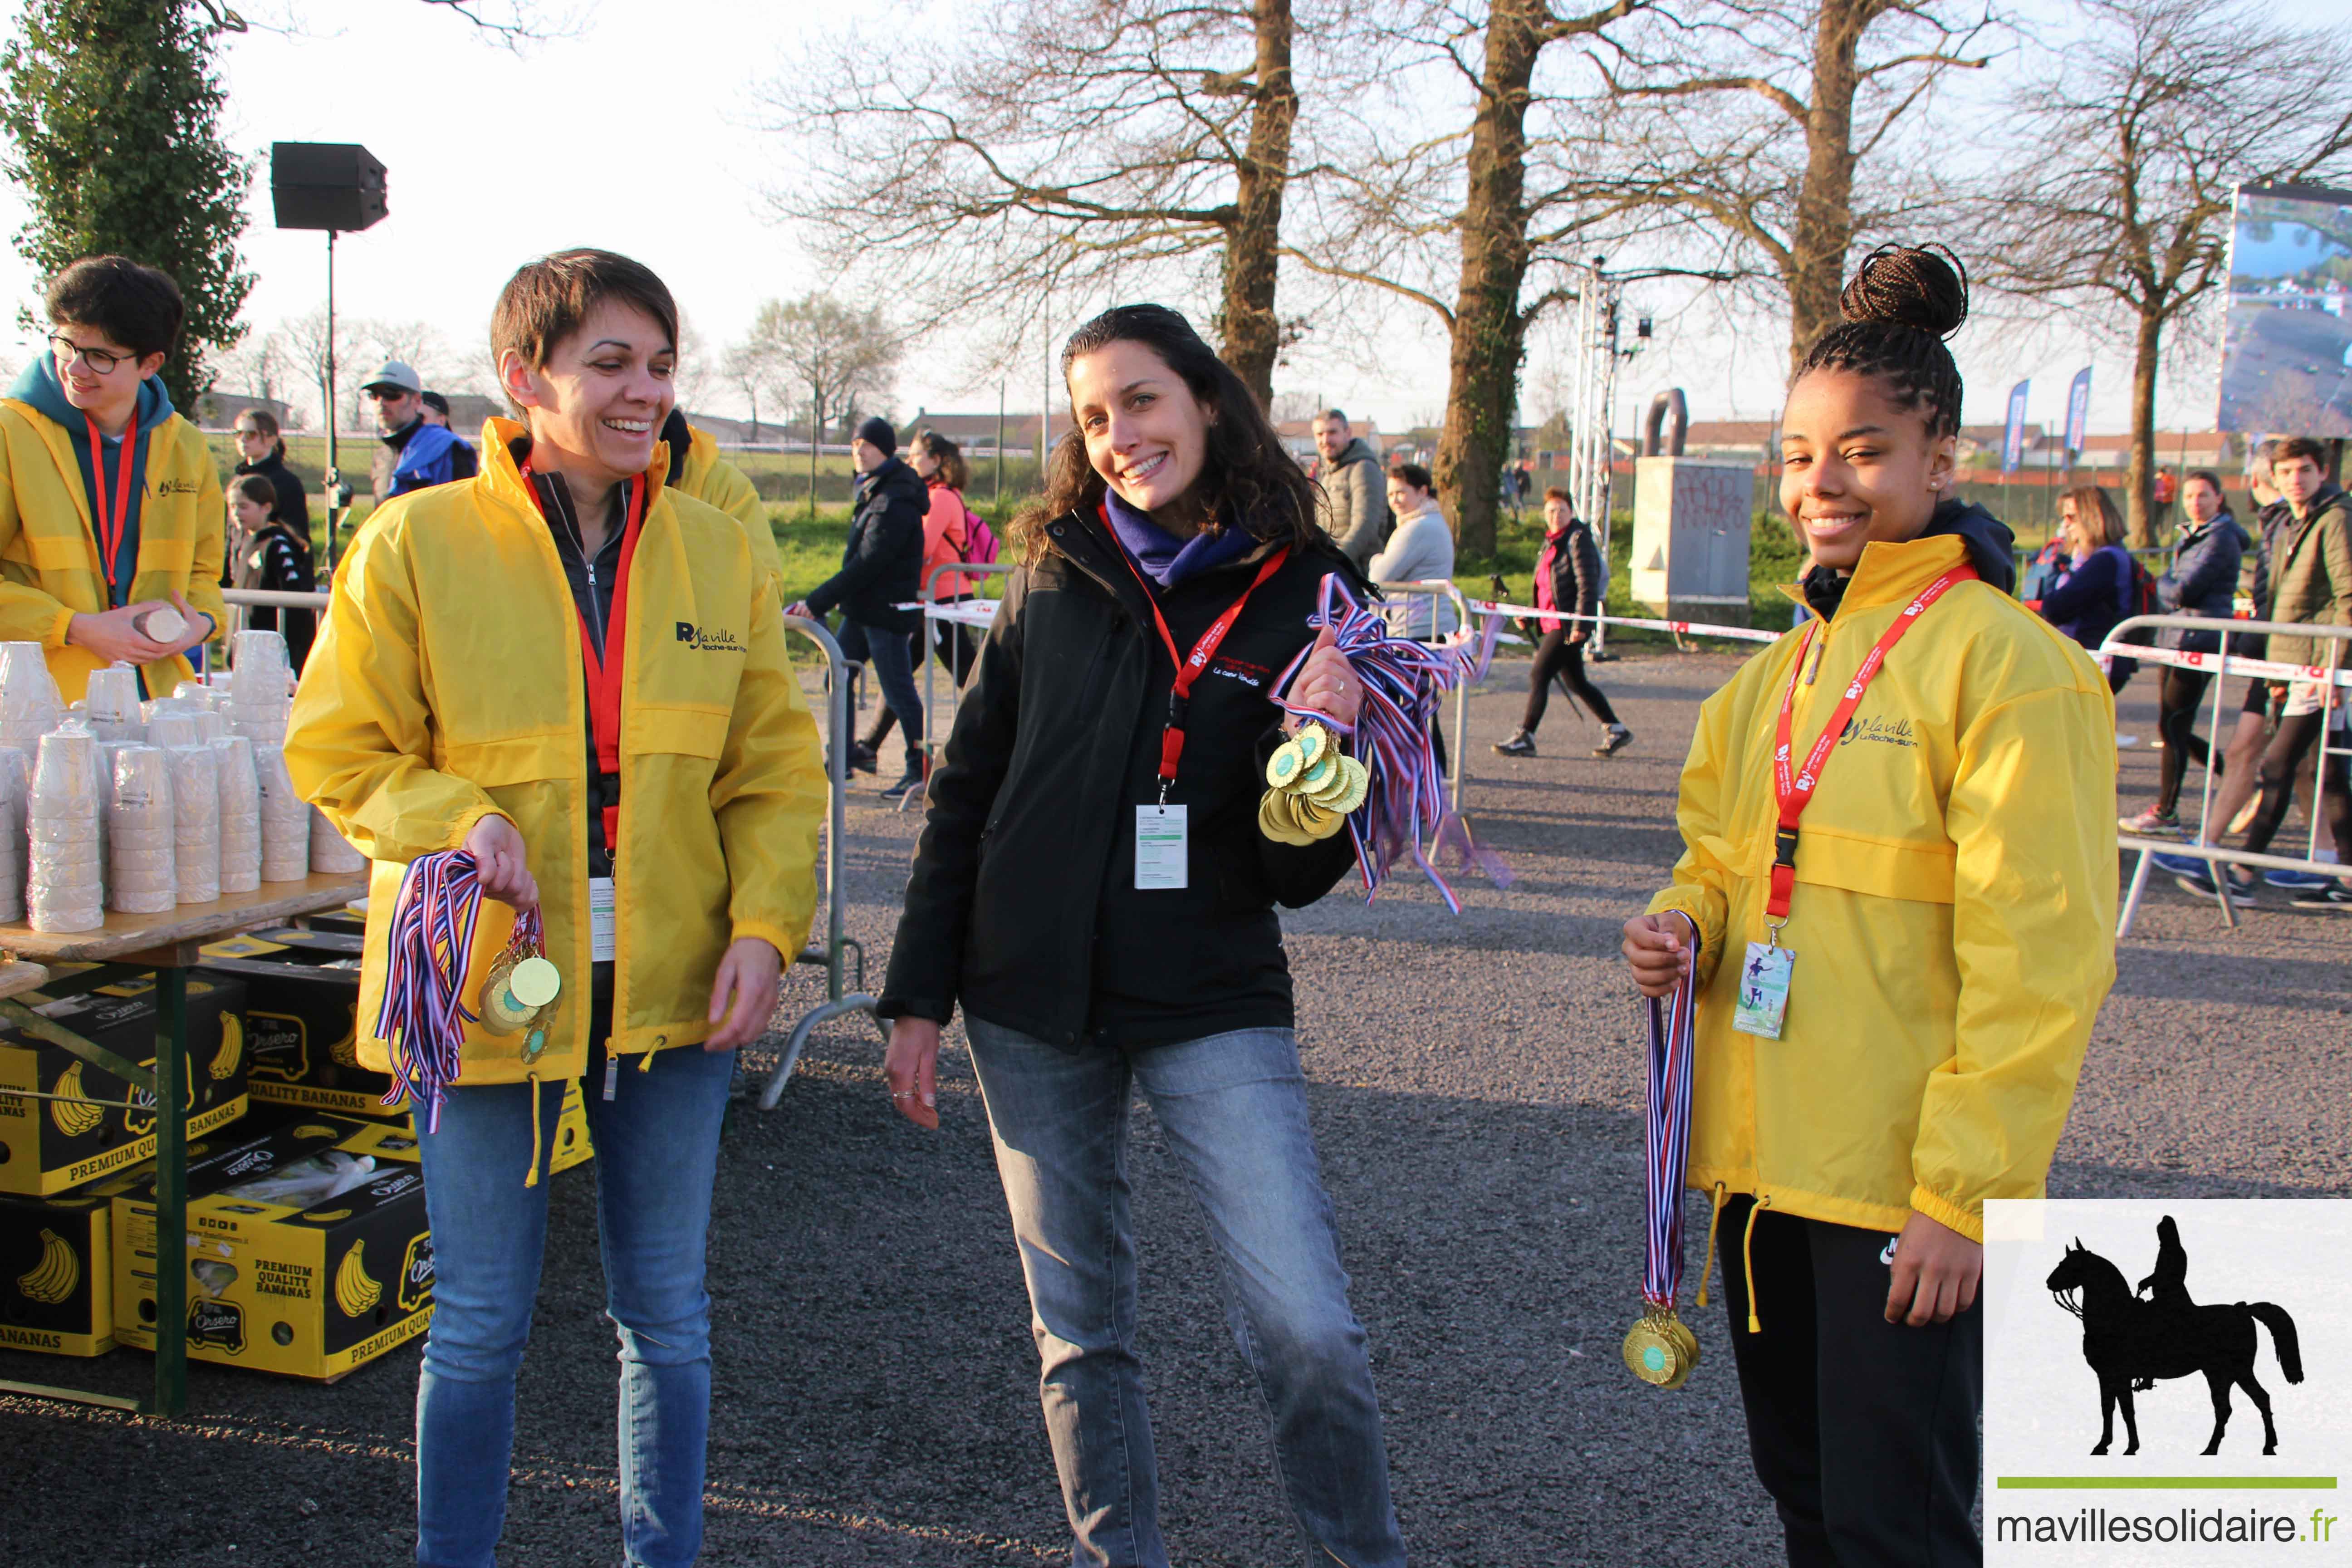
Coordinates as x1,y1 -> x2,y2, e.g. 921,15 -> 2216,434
2097,615 -> 2349,938
761,613 -> 887,1105
904,561 -> 1016,811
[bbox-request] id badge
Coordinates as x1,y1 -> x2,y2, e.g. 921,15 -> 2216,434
1731,941 -> 1794,1039
589,876 -> 617,962
1135,805 -> 1189,890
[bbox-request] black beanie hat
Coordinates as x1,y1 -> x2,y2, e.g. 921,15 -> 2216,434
854,416 -> 897,455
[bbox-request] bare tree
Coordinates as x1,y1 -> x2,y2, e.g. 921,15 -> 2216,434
363,318 -> 457,390
278,305 -> 368,433
721,338 -> 782,443
767,0 -> 1314,404
756,296 -> 903,446
1592,0 -> 1995,368
1979,0 -> 2352,544
211,326 -> 293,405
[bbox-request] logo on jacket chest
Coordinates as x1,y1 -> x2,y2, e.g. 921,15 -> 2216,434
155,478 -> 199,496
1839,714 -> 1918,749
674,622 -> 742,653
1208,653 -> 1272,688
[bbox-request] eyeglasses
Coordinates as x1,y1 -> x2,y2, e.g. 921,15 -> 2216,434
364,387 -> 413,403
50,335 -> 138,374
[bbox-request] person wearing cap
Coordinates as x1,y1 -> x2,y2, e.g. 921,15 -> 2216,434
0,254 -> 223,701
421,390 -> 482,480
365,360 -> 474,509
792,415 -> 929,798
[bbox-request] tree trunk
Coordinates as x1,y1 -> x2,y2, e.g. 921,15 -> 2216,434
1783,0 -> 1869,368
1219,0 -> 1296,407
2125,304 -> 2161,548
1436,0 -> 1541,563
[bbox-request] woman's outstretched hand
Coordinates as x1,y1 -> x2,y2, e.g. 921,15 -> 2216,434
884,1017 -> 942,1130
1621,913 -> 1691,998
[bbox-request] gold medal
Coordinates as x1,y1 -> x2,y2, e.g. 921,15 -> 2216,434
1293,724 -> 1328,769
1319,757 -> 1369,815
1258,790 -> 1315,845
1293,795 -> 1339,838
1622,1308 -> 1700,1390
1298,753 -> 1338,794
1266,741 -> 1306,790
480,951 -> 561,1038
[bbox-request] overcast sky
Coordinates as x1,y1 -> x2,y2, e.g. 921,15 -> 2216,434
0,0 -> 2347,440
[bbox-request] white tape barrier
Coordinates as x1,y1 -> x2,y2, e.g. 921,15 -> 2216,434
2092,638 -> 2352,689
903,598 -> 1003,629
1468,600 -> 1784,647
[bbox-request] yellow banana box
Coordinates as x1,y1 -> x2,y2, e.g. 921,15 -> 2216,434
0,1168 -> 146,1356
112,1114 -> 432,1381
197,931 -> 595,1173
0,970 -> 250,1197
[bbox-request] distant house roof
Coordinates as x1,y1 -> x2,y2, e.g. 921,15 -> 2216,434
905,411 -> 1072,448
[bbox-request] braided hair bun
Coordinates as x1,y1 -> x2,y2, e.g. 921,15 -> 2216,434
1839,244 -> 1968,338
1796,243 -> 1970,437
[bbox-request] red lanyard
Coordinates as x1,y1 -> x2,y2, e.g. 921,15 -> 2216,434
1766,564 -> 1976,922
1103,507 -> 1288,798
83,412 -> 138,591
526,469 -> 647,851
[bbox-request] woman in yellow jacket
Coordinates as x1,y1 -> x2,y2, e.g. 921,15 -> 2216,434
1623,247 -> 2117,1568
285,250 -> 825,1568
0,256 -> 226,700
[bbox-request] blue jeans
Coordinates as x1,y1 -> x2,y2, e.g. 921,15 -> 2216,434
413,1030 -> 736,1568
965,1017 -> 1406,1568
835,615 -> 924,757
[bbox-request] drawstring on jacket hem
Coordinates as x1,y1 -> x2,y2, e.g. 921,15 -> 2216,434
1741,1195 -> 1771,1333
523,1072 -> 543,1188
1695,1182 -> 1729,1307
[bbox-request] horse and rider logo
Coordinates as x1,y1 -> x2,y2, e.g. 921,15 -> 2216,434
2045,1216 -> 2303,1457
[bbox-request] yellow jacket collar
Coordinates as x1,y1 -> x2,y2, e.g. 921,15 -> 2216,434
1777,533 -> 1974,618
477,416 -> 673,519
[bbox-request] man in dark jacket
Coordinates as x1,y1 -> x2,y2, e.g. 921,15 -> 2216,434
363,360 -> 474,508
1497,488 -> 1631,758
800,416 -> 930,796
1311,409 -> 1390,572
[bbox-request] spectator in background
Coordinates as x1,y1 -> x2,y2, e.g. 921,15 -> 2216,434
1496,487 -> 1632,759
1370,461 -> 1458,772
1312,407 -> 1390,572
2152,465 -> 2177,532
232,407 -> 311,547
861,428 -> 982,764
2119,470 -> 2240,835
801,416 -> 930,799
364,360 -> 475,508
421,389 -> 481,471
419,389 -> 452,427
225,472 -> 317,671
2029,485 -> 2136,694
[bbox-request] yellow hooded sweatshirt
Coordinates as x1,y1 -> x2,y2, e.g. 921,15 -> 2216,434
284,420 -> 826,1086
0,398 -> 226,701
1646,532 -> 2118,1246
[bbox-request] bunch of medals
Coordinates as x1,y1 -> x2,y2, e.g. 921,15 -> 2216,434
1624,909 -> 1703,1389
1258,720 -> 1368,845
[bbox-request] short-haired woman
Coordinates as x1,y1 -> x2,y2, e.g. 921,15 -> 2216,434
232,406 -> 312,545
877,304 -> 1406,1568
2030,485 -> 2137,692
287,248 -> 826,1568
225,472 -> 317,671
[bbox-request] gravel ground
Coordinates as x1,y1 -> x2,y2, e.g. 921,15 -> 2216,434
4,651 -> 2345,1567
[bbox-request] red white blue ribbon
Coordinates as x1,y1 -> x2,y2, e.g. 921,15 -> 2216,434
1643,911 -> 1701,1310
1271,574 -> 1511,910
375,849 -> 544,1130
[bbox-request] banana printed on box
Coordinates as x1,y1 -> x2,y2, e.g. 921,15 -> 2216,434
0,1167 -> 147,1357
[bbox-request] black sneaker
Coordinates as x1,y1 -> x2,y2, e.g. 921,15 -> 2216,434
2173,863 -> 2257,906
2291,881 -> 2352,909
1593,725 -> 1633,758
1494,731 -> 1536,757
879,764 -> 929,801
845,741 -> 879,775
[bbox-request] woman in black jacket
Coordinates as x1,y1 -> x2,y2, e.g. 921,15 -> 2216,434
877,305 -> 1405,1568
225,472 -> 317,670
2122,470 -> 2244,834
231,409 -> 311,545
1495,486 -> 1632,758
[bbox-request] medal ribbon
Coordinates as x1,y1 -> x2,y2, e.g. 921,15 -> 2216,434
1766,565 -> 1975,920
83,410 -> 138,594
376,850 -> 489,1132
1643,911 -> 1701,1310
1102,508 -> 1288,795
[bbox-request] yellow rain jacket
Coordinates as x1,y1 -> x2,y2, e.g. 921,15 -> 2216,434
671,420 -> 784,596
1646,533 -> 2118,1245
0,400 -> 226,701
285,419 -> 826,1086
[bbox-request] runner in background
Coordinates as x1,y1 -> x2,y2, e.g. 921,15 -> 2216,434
1495,487 -> 1631,758
2120,470 -> 2241,836
1622,244 -> 2116,1568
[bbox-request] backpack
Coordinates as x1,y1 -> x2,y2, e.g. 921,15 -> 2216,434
964,506 -> 1000,566
2117,548 -> 2161,646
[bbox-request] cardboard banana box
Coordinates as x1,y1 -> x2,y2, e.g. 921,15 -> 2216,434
113,1114 -> 433,1380
0,1167 -> 147,1357
0,967 -> 250,1196
196,930 -> 594,1172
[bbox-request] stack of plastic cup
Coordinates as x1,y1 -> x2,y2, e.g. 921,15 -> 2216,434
228,631 -> 293,745
85,665 -> 143,743
153,715 -> 219,905
190,709 -> 226,743
0,643 -> 63,755
310,805 -> 367,873
0,746 -> 25,921
106,744 -> 176,914
212,735 -> 261,893
140,696 -> 202,725
28,725 -> 103,931
253,744 -> 310,882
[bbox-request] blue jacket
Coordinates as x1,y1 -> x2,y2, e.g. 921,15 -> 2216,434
2038,543 -> 2134,652
2156,512 -> 2244,654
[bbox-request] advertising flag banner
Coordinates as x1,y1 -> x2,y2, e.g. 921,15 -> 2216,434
2004,381 -> 2031,474
2066,368 -> 2094,456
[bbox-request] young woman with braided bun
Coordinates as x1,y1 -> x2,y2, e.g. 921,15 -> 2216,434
1621,245 -> 2119,1565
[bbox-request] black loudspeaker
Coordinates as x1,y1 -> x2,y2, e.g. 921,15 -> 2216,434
270,142 -> 388,233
